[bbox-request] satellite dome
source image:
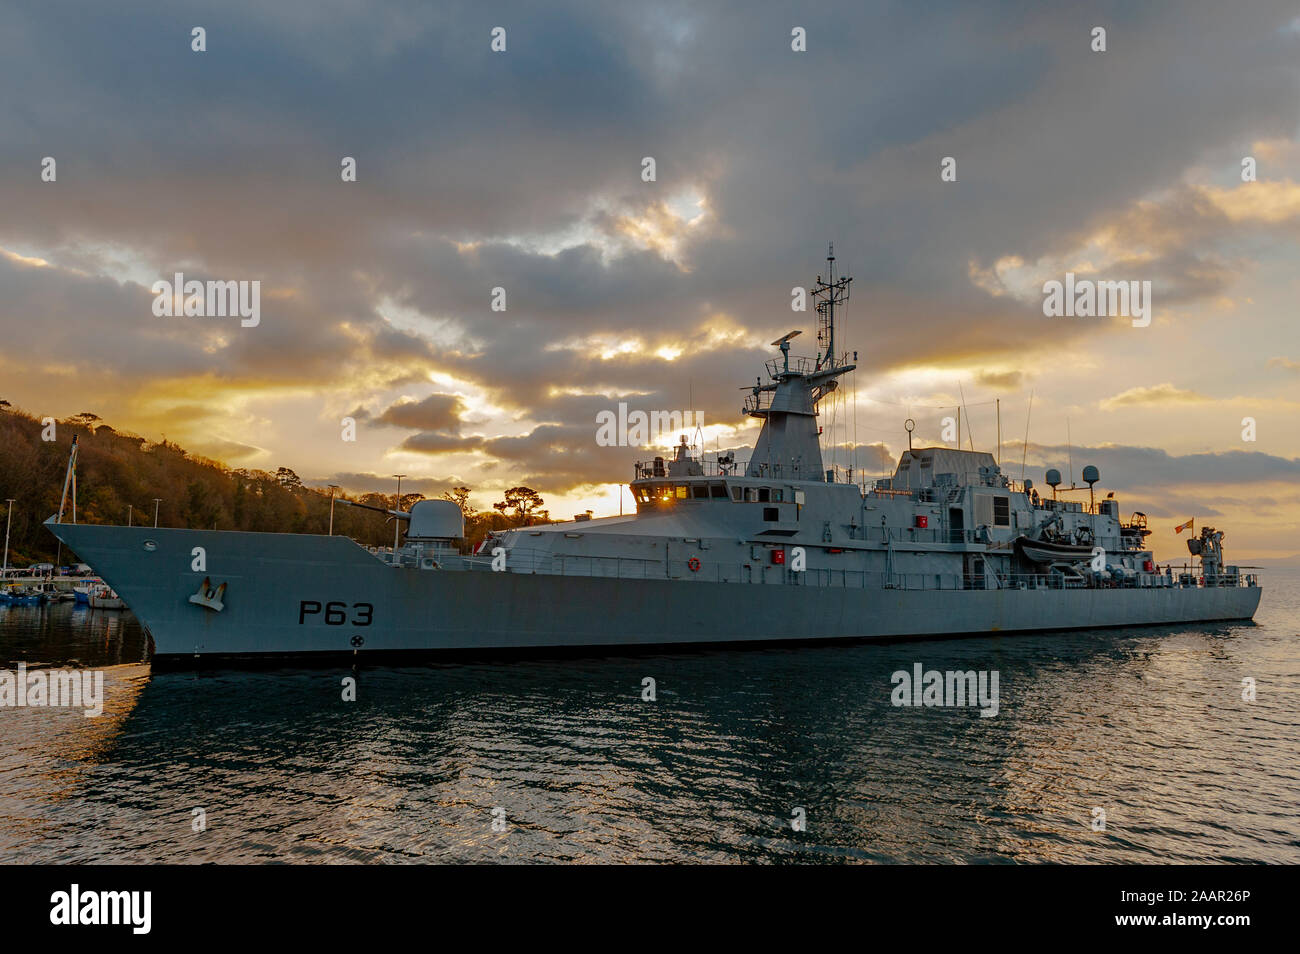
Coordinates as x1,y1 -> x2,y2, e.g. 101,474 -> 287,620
1045,468 -> 1062,488
1082,465 -> 1100,485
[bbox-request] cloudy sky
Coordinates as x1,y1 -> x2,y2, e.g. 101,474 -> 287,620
2,0 -> 1298,560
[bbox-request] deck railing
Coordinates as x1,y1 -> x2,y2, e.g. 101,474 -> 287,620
461,547 -> 1259,591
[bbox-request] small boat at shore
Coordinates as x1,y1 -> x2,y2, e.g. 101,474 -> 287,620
87,583 -> 125,610
0,585 -> 45,606
73,578 -> 102,604
32,581 -> 76,602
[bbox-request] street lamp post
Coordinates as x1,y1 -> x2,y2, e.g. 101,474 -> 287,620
2,499 -> 14,579
153,499 -> 161,528
128,504 -> 133,527
393,474 -> 406,556
328,485 -> 341,536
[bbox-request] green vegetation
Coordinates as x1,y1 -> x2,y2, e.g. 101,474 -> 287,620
0,405 -> 549,566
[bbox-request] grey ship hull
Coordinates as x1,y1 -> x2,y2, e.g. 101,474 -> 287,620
48,521 -> 1262,667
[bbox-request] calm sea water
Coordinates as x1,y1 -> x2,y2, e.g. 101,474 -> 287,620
2,572 -> 1297,864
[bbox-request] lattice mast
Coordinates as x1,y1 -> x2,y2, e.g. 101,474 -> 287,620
812,242 -> 852,371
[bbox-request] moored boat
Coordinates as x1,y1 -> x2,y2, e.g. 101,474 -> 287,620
42,246 -> 1262,667
72,578 -> 102,604
0,584 -> 45,606
87,583 -> 125,610
31,580 -> 75,602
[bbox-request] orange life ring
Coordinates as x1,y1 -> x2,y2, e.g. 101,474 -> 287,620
687,557 -> 701,572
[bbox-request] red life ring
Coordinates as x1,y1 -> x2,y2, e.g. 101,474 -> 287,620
687,557 -> 701,572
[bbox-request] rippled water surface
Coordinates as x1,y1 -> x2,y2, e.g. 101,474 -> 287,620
2,573 -> 1297,863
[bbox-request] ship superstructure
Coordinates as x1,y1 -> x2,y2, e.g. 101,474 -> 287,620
46,248 -> 1261,666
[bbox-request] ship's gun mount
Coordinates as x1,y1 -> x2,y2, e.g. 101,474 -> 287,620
405,500 -> 464,542
337,498 -> 411,520
340,498 -> 463,568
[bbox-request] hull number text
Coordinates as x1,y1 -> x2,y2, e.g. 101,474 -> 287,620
299,601 -> 373,626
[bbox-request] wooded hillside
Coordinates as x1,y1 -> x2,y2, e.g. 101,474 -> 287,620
0,404 -> 544,566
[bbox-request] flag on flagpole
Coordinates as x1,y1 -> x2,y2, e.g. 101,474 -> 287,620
1175,518 -> 1194,534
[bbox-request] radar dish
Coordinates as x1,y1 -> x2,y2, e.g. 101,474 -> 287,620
770,330 -> 802,347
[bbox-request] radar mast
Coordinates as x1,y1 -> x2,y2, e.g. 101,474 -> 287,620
812,242 -> 851,371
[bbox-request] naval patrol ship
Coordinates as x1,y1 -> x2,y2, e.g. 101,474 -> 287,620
46,249 -> 1261,666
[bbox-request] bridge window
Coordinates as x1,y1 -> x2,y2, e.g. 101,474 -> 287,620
758,487 -> 771,503
675,485 -> 688,499
635,484 -> 674,506
732,487 -> 743,502
710,483 -> 728,499
692,484 -> 708,499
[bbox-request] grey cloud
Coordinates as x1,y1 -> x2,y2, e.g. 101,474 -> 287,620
2,0 -> 1298,478
376,393 -> 467,432
399,431 -> 484,454
1024,442 -> 1300,491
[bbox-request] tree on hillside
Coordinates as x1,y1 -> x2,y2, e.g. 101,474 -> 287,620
397,492 -> 425,511
183,479 -> 219,529
232,477 -> 247,528
443,486 -> 472,516
0,405 -> 564,561
493,486 -> 547,526
275,467 -> 303,490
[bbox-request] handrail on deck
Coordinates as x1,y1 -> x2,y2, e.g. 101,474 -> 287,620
459,546 -> 1259,591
